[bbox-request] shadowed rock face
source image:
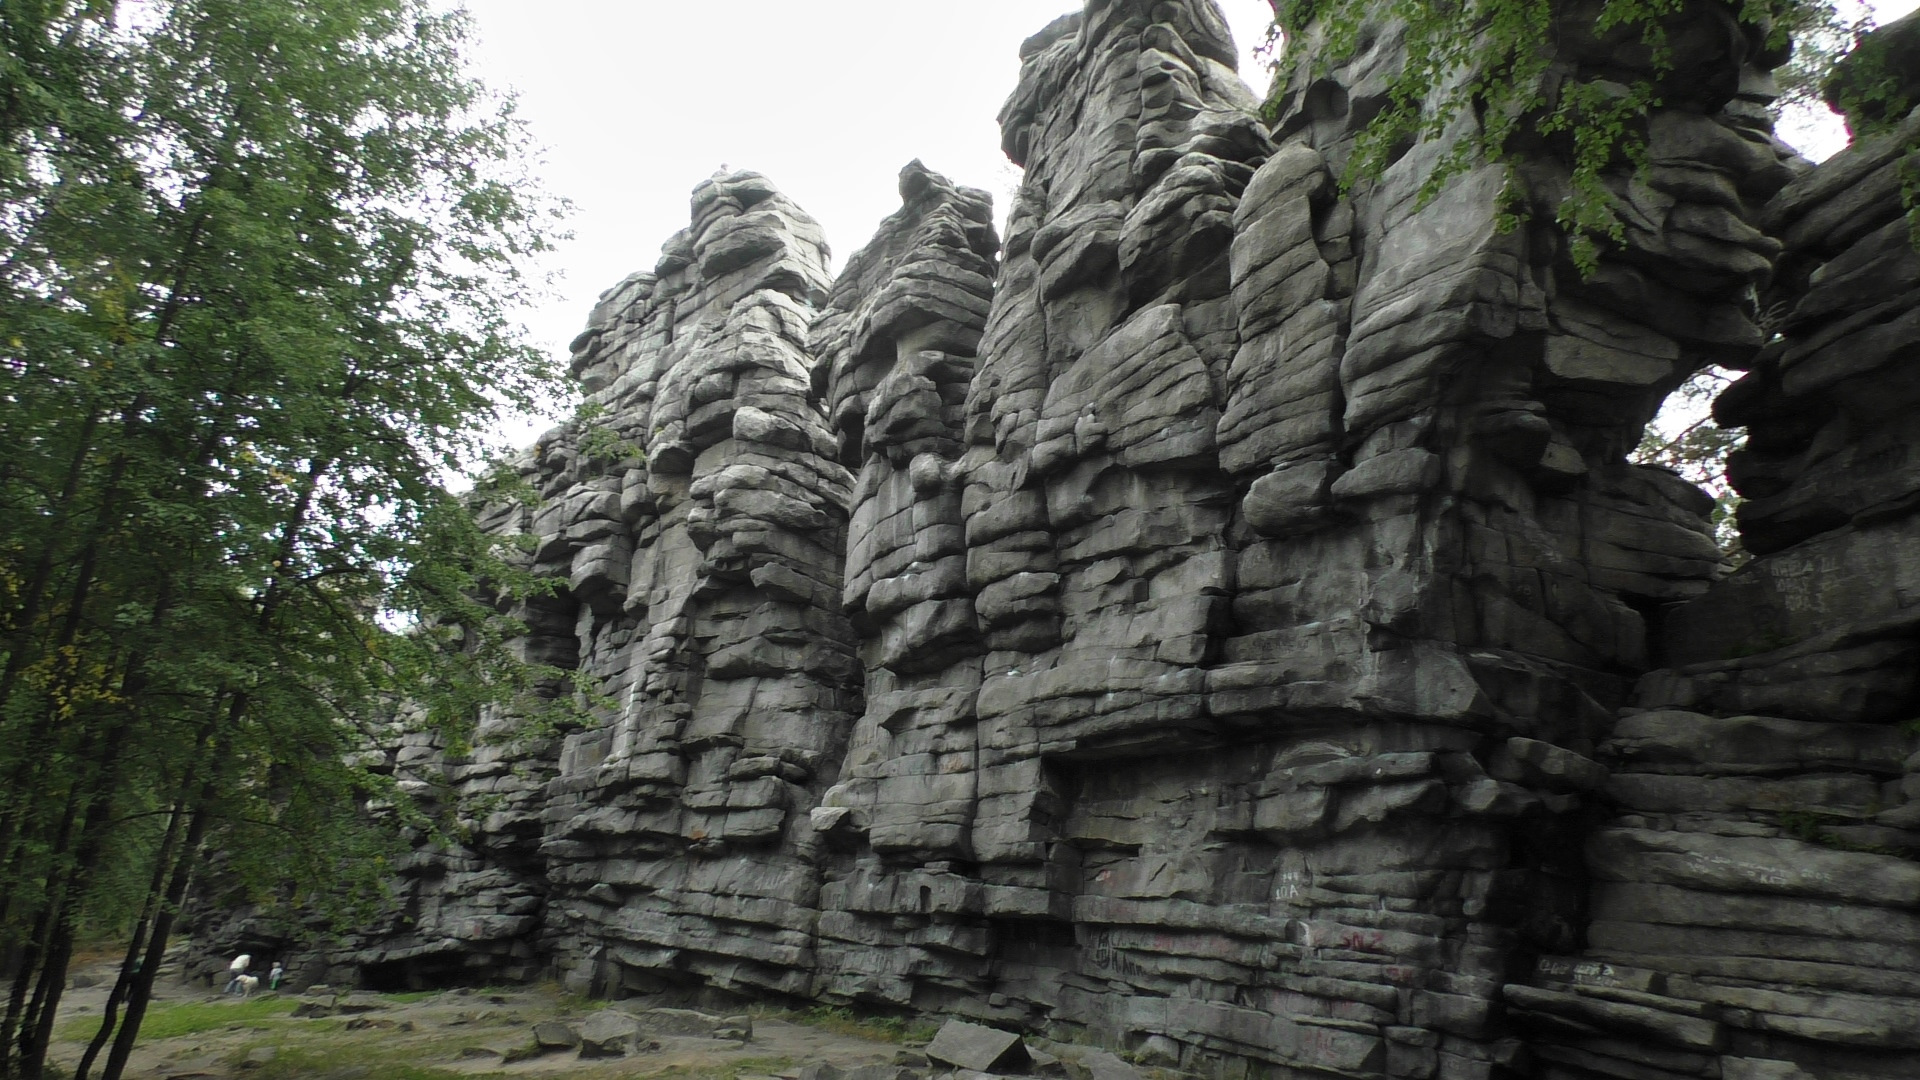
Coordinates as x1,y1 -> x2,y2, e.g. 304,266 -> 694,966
1515,23 -> 1920,1078
264,2 -> 1920,1076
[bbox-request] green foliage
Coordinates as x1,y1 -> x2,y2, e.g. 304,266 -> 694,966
0,0 -> 570,1074
58,997 -> 295,1043
1777,808 -> 1899,855
1633,366 -> 1746,558
790,1005 -> 939,1045
238,1046 -> 473,1080
1266,0 -> 1859,274
1817,5 -> 1915,126
1820,18 -> 1920,244
573,400 -> 647,469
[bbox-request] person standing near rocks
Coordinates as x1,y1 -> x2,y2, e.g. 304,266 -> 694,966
268,961 -> 284,990
223,953 -> 251,995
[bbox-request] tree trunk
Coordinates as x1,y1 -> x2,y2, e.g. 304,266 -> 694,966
72,795 -> 183,1080
0,770 -> 85,1076
0,411 -> 99,716
0,441 -> 133,948
99,779 -> 219,1080
14,702 -> 135,1080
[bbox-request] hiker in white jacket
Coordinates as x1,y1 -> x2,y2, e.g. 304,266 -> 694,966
223,953 -> 251,995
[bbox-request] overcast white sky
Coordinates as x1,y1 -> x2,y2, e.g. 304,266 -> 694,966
458,0 -> 1276,383
458,0 -> 1917,435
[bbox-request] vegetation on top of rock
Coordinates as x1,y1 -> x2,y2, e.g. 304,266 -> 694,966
1261,0 -> 1886,272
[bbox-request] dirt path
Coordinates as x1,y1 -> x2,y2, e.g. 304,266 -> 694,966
47,956 -> 916,1080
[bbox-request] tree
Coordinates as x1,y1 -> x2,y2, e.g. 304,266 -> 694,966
0,2 -> 568,1077
1634,366 -> 1747,556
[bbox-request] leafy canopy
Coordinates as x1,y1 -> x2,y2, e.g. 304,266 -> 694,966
0,0 -> 573,1074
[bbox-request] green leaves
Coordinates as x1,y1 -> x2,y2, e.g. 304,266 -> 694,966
573,400 -> 647,470
0,2 -> 572,1070
1267,0 -> 1859,275
1634,366 -> 1746,558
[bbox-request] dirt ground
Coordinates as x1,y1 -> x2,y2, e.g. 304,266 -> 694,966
45,954 -> 917,1080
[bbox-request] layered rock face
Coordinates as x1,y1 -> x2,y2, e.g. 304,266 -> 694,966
310,2 -> 1920,1076
1499,36 -> 1920,1077
531,173 -> 862,1001
329,172 -> 863,995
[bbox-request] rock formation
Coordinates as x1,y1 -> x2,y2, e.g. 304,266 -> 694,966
1500,26 -> 1920,1077
206,2 -> 1920,1077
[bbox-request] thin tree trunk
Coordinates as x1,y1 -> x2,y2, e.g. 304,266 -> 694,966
0,901 -> 53,1079
2,607 -> 152,1076
80,693 -> 228,1080
0,441 -> 133,949
13,561 -> 183,1080
15,916 -> 74,1080
0,766 -> 87,1075
100,771 -> 222,1080
0,772 -> 66,970
0,413 -> 107,940
72,795 -> 185,1080
13,700 -> 136,1080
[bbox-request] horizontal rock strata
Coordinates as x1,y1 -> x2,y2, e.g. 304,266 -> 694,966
1509,24 -> 1920,1075
221,3 -> 1920,1077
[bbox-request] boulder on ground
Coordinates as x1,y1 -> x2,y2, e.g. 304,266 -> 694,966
924,1019 -> 1030,1073
290,998 -> 333,1019
532,1020 -> 579,1049
1067,1049 -> 1143,1080
574,1009 -> 647,1059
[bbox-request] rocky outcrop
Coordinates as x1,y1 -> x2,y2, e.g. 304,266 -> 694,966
532,171 -> 860,1002
807,160 -> 1002,1007
1503,41 -> 1920,1078
286,171 -> 863,997
261,2 -> 1920,1077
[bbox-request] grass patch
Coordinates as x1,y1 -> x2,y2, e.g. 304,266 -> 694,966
57,995 -> 294,1041
624,1057 -> 796,1080
239,1044 -> 473,1080
229,1035 -> 793,1080
790,1005 -> 937,1045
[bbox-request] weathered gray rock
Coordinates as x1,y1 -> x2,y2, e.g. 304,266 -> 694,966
574,1009 -> 646,1058
924,1019 -> 1029,1073
224,5 -> 1920,1080
1529,85 -> 1920,1061
1067,1049 -> 1142,1080
629,1006 -> 749,1039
